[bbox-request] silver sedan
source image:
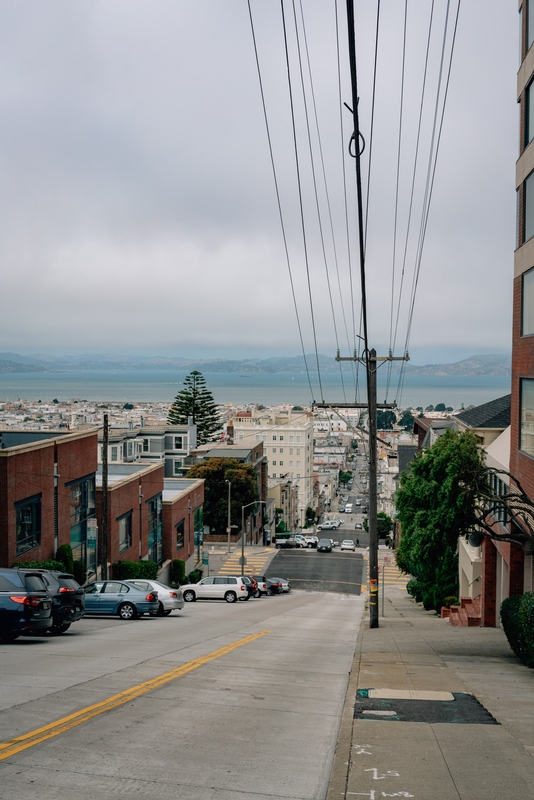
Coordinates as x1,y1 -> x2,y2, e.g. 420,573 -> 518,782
125,580 -> 184,616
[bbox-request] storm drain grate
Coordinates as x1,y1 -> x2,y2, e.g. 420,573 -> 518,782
354,689 -> 499,724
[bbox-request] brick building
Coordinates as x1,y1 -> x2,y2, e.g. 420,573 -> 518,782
0,428 -> 98,570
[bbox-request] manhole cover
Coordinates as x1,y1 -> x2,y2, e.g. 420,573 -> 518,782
355,689 -> 499,724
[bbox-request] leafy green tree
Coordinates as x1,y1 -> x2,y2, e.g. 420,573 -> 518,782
398,410 -> 415,431
395,431 -> 488,610
435,403 -> 446,412
339,470 -> 352,485
168,371 -> 219,444
376,410 -> 396,430
362,512 -> 394,539
188,458 -> 258,535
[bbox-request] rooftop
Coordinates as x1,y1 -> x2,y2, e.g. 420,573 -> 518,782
455,394 -> 511,430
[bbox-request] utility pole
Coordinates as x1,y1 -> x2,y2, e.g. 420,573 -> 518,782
315,348 -> 408,628
226,480 -> 232,554
101,413 -> 109,580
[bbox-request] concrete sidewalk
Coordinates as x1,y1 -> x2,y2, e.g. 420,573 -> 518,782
328,585 -> 534,800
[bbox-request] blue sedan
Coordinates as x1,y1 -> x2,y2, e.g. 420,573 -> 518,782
83,580 -> 159,619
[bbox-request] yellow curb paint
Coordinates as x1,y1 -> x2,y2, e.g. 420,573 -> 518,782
0,629 -> 270,761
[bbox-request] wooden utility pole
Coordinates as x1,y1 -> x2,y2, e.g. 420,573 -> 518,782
101,413 -> 109,580
316,348 -> 408,628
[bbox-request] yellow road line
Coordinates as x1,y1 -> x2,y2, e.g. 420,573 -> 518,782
0,630 -> 270,762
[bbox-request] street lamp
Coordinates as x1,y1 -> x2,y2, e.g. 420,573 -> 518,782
241,500 -> 267,576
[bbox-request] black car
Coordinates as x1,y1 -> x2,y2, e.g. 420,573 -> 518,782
30,570 -> 85,634
266,578 -> 283,595
317,539 -> 333,553
241,575 -> 259,598
0,568 -> 52,643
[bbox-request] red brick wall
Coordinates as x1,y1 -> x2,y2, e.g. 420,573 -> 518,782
162,482 -> 204,562
57,433 -> 98,550
511,275 -> 534,499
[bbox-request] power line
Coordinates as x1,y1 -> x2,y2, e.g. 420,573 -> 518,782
246,0 -> 315,403
280,0 -> 324,402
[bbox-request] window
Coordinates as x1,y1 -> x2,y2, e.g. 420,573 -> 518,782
521,378 -> 534,457
238,433 -> 244,441
143,439 -> 149,452
289,448 -> 293,455
297,435 -> 301,443
272,435 -> 277,441
523,267 -> 534,335
289,435 -> 294,443
174,435 -> 184,450
255,434 -> 260,442
15,495 -> 41,555
117,512 -> 132,553
289,461 -> 293,468
111,446 -> 118,462
273,460 -> 277,466
297,448 -> 301,455
174,460 -> 183,475
280,448 -> 284,453
529,0 -> 534,52
69,475 -> 96,572
297,474 -> 301,479
297,461 -> 301,468
279,435 -> 284,441
525,170 -> 534,244
147,494 -> 163,564
273,447 -> 277,453
176,519 -> 185,549
280,461 -> 284,466
527,79 -> 534,148
262,434 -> 267,442
193,506 -> 204,548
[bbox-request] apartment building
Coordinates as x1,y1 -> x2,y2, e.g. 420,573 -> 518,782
227,409 -> 314,526
98,421 -> 197,478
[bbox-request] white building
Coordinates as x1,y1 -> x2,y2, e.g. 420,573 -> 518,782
227,409 -> 314,526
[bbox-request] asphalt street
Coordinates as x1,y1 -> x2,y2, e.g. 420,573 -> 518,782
0,589 -> 365,800
267,549 -> 364,594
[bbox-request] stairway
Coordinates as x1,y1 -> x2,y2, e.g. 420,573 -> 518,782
449,597 -> 481,627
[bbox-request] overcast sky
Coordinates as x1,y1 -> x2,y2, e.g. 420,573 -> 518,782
0,1 -> 518,365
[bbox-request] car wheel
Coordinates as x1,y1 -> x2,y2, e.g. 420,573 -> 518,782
118,602 -> 138,620
307,542 -> 313,548
150,602 -> 165,617
50,623 -> 71,635
0,633 -> 20,643
183,590 -> 196,602
225,591 -> 237,603
163,609 -> 173,616
266,588 -> 273,597
253,590 -> 261,598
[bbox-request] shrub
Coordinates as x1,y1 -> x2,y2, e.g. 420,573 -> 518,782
406,578 -> 423,603
112,560 -> 158,580
187,569 -> 203,584
442,596 -> 460,608
55,544 -> 74,574
501,595 -> 530,664
73,560 -> 87,586
519,592 -> 534,667
12,559 -> 64,571
170,559 -> 187,586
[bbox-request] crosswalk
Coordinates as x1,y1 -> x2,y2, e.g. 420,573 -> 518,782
361,554 -> 408,592
217,547 -> 272,576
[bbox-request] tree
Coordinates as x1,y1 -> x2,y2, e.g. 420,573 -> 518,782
398,410 -> 415,431
395,431 -> 487,610
376,410 -> 396,430
339,470 -> 352,485
168,371 -> 219,444
362,512 -> 394,539
188,458 -> 258,535
434,403 -> 446,412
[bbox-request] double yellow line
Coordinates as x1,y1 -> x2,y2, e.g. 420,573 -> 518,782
0,629 -> 270,761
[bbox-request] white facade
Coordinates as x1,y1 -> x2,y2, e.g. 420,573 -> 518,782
229,409 -> 314,526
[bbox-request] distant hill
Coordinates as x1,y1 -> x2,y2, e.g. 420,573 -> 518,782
0,352 -> 511,376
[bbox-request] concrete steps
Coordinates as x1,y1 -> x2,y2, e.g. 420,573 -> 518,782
449,597 -> 481,627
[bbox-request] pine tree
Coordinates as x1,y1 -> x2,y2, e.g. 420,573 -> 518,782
167,371 -> 219,444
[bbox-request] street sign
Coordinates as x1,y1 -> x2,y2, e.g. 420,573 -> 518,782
226,527 -> 231,534
202,553 -> 209,565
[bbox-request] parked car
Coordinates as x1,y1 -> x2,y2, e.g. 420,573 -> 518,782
181,576 -> 249,603
341,540 -> 356,551
355,522 -> 363,530
331,540 -> 340,548
266,578 -> 283,595
29,569 -> 85,634
339,505 -> 346,513
317,520 -> 340,531
317,539 -> 333,553
0,568 -> 52,642
83,581 -> 159,619
275,535 -> 303,549
302,535 -> 318,548
252,575 -> 271,597
268,576 -> 291,592
241,575 -> 258,598
126,580 -> 184,616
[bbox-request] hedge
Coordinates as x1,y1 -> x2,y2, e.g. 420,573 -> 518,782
501,593 -> 534,668
170,559 -> 187,586
112,560 -> 158,580
55,544 -> 74,574
12,560 -> 64,571
187,569 -> 203,584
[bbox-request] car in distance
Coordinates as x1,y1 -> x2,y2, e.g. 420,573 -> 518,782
181,576 -> 248,603
83,581 -> 159,619
339,505 -> 346,513
126,580 -> 184,616
317,539 -> 333,553
30,569 -> 85,634
341,540 -> 356,551
268,576 -> 291,592
317,520 -> 340,531
0,568 -> 52,642
355,522 -> 363,530
266,578 -> 283,595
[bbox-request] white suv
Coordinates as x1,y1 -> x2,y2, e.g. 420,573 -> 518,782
182,576 -> 249,603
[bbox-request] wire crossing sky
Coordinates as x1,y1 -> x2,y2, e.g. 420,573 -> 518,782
0,1 -> 517,366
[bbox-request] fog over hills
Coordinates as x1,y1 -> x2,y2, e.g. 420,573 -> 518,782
0,352 -> 511,377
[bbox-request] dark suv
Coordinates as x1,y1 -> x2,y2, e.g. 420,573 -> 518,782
0,568 -> 52,642
30,570 -> 85,634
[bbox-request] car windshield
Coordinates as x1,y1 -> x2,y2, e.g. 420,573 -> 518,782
58,577 -> 80,590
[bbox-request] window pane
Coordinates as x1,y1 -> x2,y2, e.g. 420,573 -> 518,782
525,171 -> 534,243
521,379 -> 534,456
529,0 -> 534,51
527,82 -> 534,148
523,267 -> 534,335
